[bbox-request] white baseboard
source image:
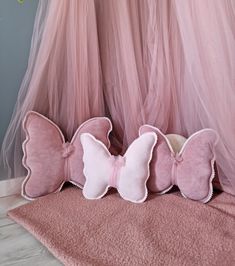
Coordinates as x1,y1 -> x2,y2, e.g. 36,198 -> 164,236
0,177 -> 24,197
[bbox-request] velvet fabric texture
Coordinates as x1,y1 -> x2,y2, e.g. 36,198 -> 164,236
80,132 -> 157,203
8,187 -> 235,266
140,126 -> 219,203
22,111 -> 112,200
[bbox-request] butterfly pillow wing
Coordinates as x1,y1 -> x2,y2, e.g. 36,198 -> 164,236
80,133 -> 113,199
177,129 -> 219,203
139,125 -> 173,193
22,111 -> 66,200
118,132 -> 157,203
69,117 -> 112,188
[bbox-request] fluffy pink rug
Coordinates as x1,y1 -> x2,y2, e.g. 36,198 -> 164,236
8,187 -> 235,266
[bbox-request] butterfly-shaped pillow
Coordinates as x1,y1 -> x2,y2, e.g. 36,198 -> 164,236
22,111 -> 112,200
80,132 -> 157,203
139,126 -> 219,203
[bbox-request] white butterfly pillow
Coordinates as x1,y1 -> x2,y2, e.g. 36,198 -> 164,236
80,132 -> 157,203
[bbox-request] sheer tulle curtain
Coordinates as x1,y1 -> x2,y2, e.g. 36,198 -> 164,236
95,0 -> 180,150
174,0 -> 235,195
0,0 -> 105,178
1,0 -> 235,196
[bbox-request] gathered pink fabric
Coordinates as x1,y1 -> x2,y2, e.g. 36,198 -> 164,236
8,187 -> 235,265
109,156 -> 126,188
22,111 -> 112,200
81,132 -> 157,203
140,126 -> 219,203
1,0 -> 235,196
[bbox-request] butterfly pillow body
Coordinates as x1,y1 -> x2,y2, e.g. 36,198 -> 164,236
80,132 -> 157,203
22,111 -> 112,200
139,126 -> 219,203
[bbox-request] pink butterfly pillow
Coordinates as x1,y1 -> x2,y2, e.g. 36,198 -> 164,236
22,111 -> 112,200
80,132 -> 157,203
139,126 -> 219,203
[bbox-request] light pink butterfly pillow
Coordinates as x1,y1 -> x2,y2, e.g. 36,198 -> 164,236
22,111 -> 112,200
139,126 -> 219,203
80,132 -> 157,203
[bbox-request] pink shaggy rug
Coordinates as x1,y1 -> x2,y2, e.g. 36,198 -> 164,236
8,187 -> 235,266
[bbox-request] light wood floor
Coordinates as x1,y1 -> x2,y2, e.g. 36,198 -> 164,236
0,194 -> 62,266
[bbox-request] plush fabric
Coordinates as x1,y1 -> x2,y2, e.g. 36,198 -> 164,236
80,132 -> 157,203
139,126 -> 219,203
8,187 -> 235,266
22,111 -> 112,200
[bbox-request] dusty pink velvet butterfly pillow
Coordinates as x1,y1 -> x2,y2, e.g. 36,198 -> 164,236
22,111 -> 112,200
139,126 -> 219,203
80,132 -> 157,203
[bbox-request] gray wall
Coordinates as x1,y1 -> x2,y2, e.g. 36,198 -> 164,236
0,0 -> 38,146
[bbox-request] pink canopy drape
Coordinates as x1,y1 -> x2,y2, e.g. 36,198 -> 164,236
1,0 -> 235,195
